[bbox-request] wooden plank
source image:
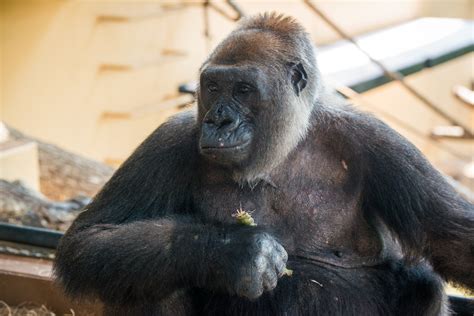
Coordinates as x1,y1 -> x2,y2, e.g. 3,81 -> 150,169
0,253 -> 102,315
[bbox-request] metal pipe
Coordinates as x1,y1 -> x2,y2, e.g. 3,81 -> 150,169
0,222 -> 63,249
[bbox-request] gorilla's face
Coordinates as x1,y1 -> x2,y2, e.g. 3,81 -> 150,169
198,65 -> 267,167
198,60 -> 309,172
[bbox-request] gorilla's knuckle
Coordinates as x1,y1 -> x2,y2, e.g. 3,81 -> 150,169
263,271 -> 278,291
251,233 -> 274,255
260,238 -> 273,252
283,249 -> 288,262
253,232 -> 271,243
236,276 -> 264,300
253,254 -> 267,273
275,258 -> 287,276
276,244 -> 288,260
245,285 -> 264,301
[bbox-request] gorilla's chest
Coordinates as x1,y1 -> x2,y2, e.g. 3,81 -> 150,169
194,147 -> 381,260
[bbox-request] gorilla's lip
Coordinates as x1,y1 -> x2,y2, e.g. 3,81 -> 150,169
200,139 -> 251,151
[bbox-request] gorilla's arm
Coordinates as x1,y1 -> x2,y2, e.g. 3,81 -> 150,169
54,113 -> 211,303
357,113 -> 474,289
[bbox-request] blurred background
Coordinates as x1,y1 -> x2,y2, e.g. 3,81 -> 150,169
0,0 -> 472,313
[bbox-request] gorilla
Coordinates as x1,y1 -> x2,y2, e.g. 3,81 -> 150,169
54,13 -> 474,315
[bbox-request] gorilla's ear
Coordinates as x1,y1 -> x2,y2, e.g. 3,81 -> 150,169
288,62 -> 307,96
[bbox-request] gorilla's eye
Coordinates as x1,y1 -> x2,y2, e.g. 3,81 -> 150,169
236,83 -> 252,95
207,82 -> 218,93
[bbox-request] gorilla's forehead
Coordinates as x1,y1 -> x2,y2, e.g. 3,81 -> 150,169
209,29 -> 285,66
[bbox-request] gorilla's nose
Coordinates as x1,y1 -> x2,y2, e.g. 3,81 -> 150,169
204,107 -> 239,132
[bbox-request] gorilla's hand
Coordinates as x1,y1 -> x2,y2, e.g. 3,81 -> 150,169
213,230 -> 288,300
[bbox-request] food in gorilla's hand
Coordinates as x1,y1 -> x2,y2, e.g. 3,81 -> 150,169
282,267 -> 293,277
232,207 -> 257,226
232,206 -> 293,277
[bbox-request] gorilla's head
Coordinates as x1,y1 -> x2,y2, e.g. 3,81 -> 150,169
198,13 -> 320,185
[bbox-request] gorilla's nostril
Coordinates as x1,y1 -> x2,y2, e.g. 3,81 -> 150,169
220,118 -> 234,127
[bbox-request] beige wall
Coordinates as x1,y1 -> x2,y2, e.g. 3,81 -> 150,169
1,0 -> 472,165
1,1 -> 207,163
360,53 -> 474,171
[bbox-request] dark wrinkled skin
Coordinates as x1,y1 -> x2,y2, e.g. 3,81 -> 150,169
54,14 -> 473,316
199,65 -> 262,167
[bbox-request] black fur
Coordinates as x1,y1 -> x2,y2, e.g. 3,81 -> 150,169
54,13 -> 473,315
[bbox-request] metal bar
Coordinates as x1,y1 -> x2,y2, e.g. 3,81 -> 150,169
0,222 -> 63,249
226,0 -> 246,20
336,85 -> 472,162
303,0 -> 473,137
204,0 -> 212,53
208,2 -> 239,22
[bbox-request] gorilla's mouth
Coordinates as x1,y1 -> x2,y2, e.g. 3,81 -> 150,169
199,138 -> 252,164
200,139 -> 251,151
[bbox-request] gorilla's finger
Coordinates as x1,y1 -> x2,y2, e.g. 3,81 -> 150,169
263,268 -> 278,291
274,256 -> 287,278
237,275 -> 264,301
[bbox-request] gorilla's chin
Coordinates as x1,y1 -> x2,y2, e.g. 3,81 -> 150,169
199,139 -> 251,166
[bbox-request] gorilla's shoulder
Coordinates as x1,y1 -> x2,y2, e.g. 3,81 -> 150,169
338,105 -> 406,143
311,97 -> 407,154
318,98 -> 396,138
129,110 -> 199,164
316,100 -> 423,164
145,110 -> 198,148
